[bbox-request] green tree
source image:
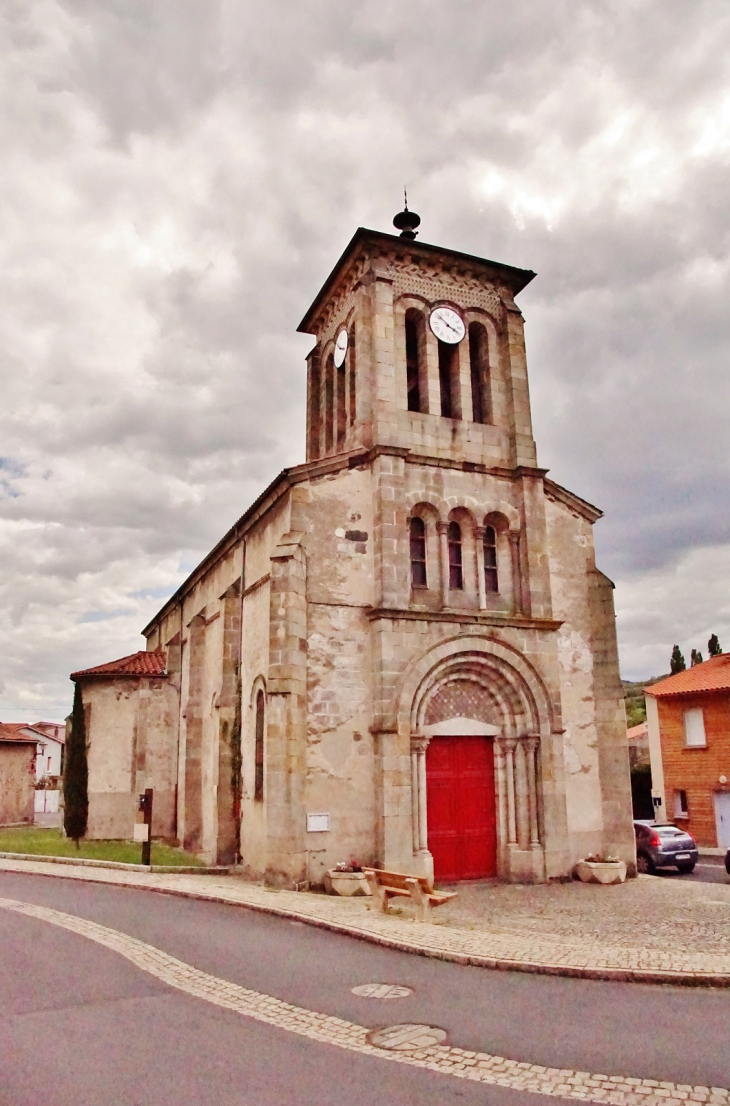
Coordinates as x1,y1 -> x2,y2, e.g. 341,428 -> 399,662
63,682 -> 88,845
670,645 -> 686,674
708,634 -> 722,657
690,648 -> 703,667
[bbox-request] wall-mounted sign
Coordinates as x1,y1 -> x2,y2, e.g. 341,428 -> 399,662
307,813 -> 330,833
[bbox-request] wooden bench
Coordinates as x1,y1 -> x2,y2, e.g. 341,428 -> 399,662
362,868 -> 457,922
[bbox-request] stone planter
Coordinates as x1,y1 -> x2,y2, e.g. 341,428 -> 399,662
323,870 -> 371,896
574,859 -> 627,885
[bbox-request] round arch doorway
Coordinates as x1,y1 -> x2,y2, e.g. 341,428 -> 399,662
424,719 -> 498,882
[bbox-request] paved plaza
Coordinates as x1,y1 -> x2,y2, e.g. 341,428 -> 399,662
1,857 -> 728,984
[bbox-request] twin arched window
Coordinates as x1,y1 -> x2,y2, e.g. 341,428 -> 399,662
409,515 -> 503,596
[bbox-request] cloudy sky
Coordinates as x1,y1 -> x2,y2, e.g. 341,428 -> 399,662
1,0 -> 729,721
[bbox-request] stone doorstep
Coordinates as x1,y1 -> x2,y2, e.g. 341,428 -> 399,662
0,851 -> 228,875
1,858 -> 729,989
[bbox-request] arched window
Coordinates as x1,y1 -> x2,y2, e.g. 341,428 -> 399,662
336,361 -> 346,449
324,353 -> 335,453
405,310 -> 426,413
468,323 -> 490,424
438,341 -> 459,419
410,516 -> 427,587
483,525 -> 499,592
448,521 -> 463,589
254,689 -> 265,802
307,349 -> 321,460
348,324 -> 356,427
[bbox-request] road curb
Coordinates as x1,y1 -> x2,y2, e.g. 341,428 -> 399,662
3,859 -> 729,988
0,851 -> 228,875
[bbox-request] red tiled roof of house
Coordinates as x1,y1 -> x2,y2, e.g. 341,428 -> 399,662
30,722 -> 65,743
0,722 -> 38,744
645,654 -> 730,698
71,650 -> 167,680
626,722 -> 647,740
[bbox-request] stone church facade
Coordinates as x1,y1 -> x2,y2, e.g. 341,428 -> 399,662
71,220 -> 635,885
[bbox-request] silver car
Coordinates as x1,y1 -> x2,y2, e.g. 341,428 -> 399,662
633,820 -> 698,874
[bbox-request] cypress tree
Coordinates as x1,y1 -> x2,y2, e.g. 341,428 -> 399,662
690,648 -> 703,667
708,634 -> 722,657
63,682 -> 88,845
670,645 -> 686,674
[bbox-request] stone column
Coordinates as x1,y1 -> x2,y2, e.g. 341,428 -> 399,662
494,737 -> 508,861
504,739 -> 518,846
509,531 -> 523,615
437,521 -> 450,607
410,735 -> 431,853
515,739 -> 530,848
475,525 -> 487,610
525,736 -> 541,848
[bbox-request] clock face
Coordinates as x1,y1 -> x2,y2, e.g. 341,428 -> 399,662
429,307 -> 465,345
333,328 -> 349,368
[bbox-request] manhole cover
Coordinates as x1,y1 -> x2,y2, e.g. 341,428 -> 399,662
351,983 -> 412,999
367,1024 -> 447,1051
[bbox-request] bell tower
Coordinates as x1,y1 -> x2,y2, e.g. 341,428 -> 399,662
298,208 -> 538,471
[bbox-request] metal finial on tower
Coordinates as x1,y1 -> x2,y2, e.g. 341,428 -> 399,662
393,190 -> 420,239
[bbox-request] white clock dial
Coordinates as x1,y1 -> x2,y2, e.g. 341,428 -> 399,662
333,328 -> 349,368
429,307 -> 465,344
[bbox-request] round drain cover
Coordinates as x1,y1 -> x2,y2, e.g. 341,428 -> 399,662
351,983 -> 412,999
367,1024 -> 447,1051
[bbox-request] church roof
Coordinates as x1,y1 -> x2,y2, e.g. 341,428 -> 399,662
645,654 -> 730,698
297,226 -> 537,334
71,650 -> 167,680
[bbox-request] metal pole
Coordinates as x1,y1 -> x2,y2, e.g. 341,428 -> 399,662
142,788 -> 153,867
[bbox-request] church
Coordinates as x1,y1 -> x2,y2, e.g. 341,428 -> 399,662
70,208 -> 635,886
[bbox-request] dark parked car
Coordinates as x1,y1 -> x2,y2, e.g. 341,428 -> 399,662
633,820 -> 699,874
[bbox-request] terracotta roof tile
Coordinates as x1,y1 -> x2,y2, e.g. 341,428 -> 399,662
71,650 -> 167,680
645,654 -> 730,698
0,723 -> 38,744
626,722 -> 647,740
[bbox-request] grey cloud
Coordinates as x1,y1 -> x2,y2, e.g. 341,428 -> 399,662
1,0 -> 729,719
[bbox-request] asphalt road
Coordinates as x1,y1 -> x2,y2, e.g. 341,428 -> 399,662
1,870 -> 729,1106
653,856 -> 729,883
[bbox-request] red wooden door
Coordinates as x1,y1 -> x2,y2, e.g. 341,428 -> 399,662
426,735 -> 497,882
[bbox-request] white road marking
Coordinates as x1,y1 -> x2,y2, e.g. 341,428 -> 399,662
0,897 -> 727,1106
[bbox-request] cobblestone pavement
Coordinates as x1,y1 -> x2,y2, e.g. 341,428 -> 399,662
1,894 -> 727,1106
1,858 -> 729,984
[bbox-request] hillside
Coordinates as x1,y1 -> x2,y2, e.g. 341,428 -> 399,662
622,675 -> 667,727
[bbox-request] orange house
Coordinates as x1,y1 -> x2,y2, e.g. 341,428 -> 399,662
645,655 -> 730,848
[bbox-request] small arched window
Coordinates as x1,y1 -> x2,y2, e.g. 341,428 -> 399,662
410,517 -> 427,588
254,689 -> 265,802
483,525 -> 499,593
438,341 -> 459,419
324,353 -> 335,453
348,324 -> 357,427
468,323 -> 490,424
405,310 -> 424,413
336,360 -> 346,449
448,521 -> 463,589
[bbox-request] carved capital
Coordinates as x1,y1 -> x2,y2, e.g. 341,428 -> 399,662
410,733 -> 431,753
